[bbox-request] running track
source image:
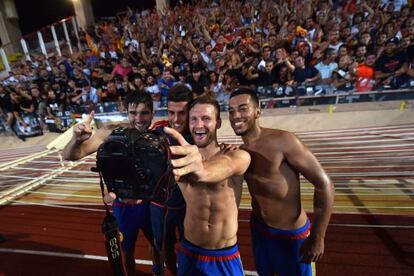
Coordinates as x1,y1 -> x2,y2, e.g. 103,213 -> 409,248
0,124 -> 413,275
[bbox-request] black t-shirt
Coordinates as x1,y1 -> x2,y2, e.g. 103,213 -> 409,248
293,66 -> 319,83
236,69 -> 255,86
375,51 -> 407,74
187,75 -> 209,95
19,97 -> 34,111
71,76 -> 86,89
0,92 -> 14,113
31,96 -> 43,111
35,76 -> 52,87
256,70 -> 277,87
47,98 -> 62,114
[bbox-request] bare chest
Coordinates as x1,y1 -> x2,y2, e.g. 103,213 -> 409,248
244,147 -> 298,200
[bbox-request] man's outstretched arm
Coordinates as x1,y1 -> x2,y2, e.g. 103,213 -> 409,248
164,127 -> 251,183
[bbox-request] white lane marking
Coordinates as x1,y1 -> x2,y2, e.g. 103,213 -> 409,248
0,248 -> 259,275
237,219 -> 414,228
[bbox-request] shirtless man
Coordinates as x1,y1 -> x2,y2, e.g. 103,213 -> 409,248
164,96 -> 251,275
62,92 -> 156,276
228,88 -> 334,276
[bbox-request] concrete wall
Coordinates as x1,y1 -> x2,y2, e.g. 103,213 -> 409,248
218,101 -> 414,136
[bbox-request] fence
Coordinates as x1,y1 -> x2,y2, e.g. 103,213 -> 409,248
86,88 -> 414,123
256,87 -> 414,109
0,16 -> 80,76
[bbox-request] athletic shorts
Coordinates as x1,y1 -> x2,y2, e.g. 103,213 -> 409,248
150,201 -> 185,250
177,238 -> 244,276
112,200 -> 152,252
250,214 -> 312,276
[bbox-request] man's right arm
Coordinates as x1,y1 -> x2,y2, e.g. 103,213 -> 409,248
198,150 -> 250,183
62,128 -> 111,160
164,127 -> 251,183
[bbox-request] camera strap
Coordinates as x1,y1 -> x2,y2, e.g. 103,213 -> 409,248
98,172 -> 127,276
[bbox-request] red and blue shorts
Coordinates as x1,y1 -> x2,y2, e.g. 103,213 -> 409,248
112,200 -> 152,252
177,238 -> 244,276
250,214 -> 312,276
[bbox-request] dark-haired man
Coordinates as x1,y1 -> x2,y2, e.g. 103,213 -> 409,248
375,37 -> 408,89
63,91 -> 156,276
165,96 -> 250,276
149,83 -> 194,275
228,88 -> 334,276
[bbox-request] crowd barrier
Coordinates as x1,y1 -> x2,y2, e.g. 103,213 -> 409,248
1,88 -> 412,138
256,86 -> 414,109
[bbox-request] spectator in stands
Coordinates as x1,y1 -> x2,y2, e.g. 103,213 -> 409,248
187,65 -> 209,99
354,44 -> 368,64
375,37 -> 408,89
333,55 -> 355,92
315,49 -> 338,94
293,55 -> 320,90
111,56 -> 132,80
0,85 -> 15,131
2,0 -> 413,139
354,52 -> 377,92
145,75 -> 161,109
247,60 -> 278,87
157,68 -> 176,107
327,29 -> 343,54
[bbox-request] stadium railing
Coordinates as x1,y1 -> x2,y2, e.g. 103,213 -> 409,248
0,16 -> 80,77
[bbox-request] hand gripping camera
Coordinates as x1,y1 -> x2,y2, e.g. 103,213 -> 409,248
93,127 -> 173,202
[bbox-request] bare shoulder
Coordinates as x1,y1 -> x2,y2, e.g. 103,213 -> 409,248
267,128 -> 301,145
245,128 -> 295,147
241,129 -> 303,157
225,147 -> 250,159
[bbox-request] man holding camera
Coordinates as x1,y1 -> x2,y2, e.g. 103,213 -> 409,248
63,92 -> 156,276
164,96 -> 251,275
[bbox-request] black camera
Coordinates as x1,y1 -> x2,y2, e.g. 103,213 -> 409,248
93,127 -> 172,202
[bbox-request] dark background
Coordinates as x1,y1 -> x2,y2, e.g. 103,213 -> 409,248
14,0 -> 165,35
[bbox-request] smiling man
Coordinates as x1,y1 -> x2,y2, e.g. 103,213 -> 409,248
149,84 -> 193,275
62,91 -> 156,276
228,87 -> 334,276
164,96 -> 251,276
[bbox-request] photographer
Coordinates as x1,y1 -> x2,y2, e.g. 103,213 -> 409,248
62,92 -> 157,276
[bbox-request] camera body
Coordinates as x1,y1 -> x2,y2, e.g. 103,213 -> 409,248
95,127 -> 171,202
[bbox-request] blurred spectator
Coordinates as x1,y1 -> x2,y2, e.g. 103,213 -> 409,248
355,52 -> 377,92
1,0 -> 413,139
375,37 -> 408,89
187,65 -> 209,99
315,49 -> 338,93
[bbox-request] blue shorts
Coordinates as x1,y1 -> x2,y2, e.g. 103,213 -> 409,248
150,202 -> 185,250
250,215 -> 312,276
177,239 -> 244,276
112,201 -> 152,252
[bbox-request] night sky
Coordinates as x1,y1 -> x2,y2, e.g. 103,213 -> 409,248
15,0 -> 159,35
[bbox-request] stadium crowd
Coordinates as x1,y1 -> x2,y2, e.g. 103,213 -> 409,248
0,0 -> 413,140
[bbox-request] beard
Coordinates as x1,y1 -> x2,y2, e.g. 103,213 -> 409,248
192,130 -> 216,148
